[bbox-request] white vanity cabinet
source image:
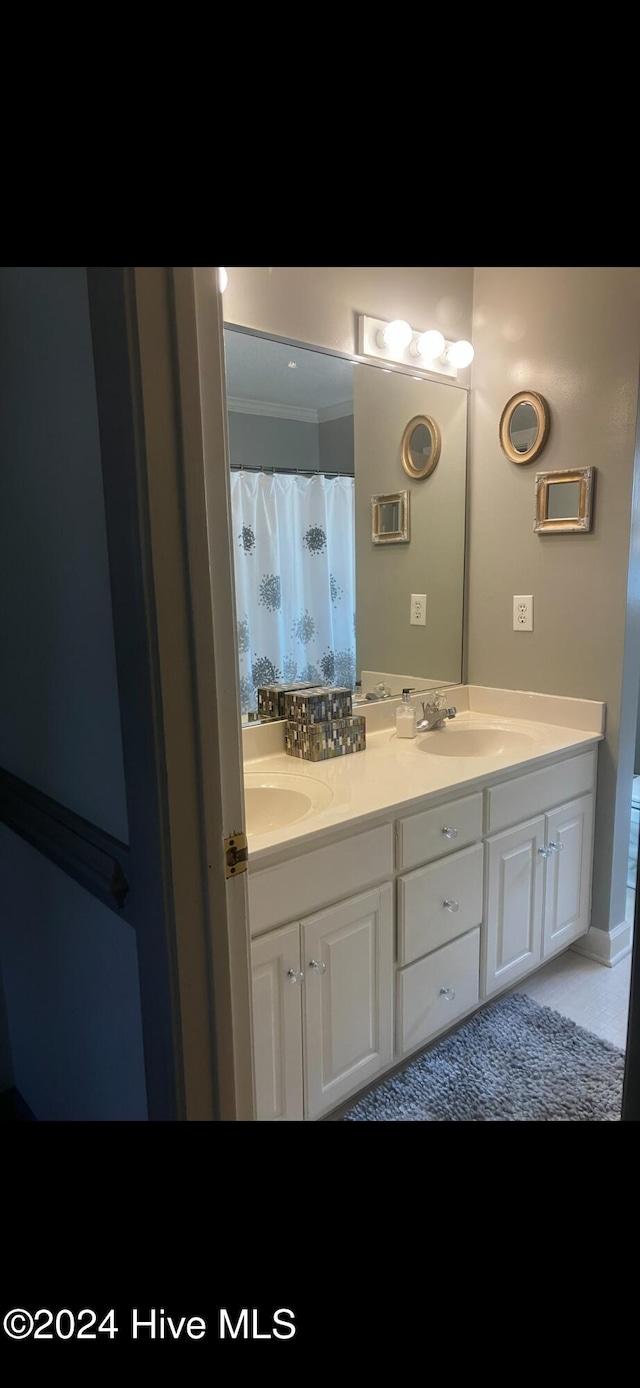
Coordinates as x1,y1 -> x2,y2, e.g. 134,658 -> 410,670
247,742 -> 599,1120
484,753 -> 596,997
250,884 -> 394,1121
248,823 -> 395,1121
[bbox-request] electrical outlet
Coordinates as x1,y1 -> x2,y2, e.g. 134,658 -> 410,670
513,595 -> 533,631
410,593 -> 427,626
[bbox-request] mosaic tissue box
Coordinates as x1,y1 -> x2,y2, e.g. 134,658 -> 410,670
283,686 -> 353,724
256,681 -> 322,721
285,715 -> 366,762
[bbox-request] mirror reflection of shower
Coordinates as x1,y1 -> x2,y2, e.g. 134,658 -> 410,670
222,326 -> 468,720
224,331 -> 356,717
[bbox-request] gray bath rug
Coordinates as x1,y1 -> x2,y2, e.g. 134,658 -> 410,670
343,992 -> 625,1121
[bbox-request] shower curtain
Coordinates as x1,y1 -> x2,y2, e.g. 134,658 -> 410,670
230,470 -> 356,715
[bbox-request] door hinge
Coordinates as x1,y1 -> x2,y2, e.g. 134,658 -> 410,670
225,830 -> 249,879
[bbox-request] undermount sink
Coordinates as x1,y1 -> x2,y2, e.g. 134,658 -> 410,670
244,771 -> 333,834
418,725 -> 536,758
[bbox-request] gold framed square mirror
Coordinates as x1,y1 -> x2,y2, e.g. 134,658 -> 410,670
371,490 -> 410,544
534,466 -> 595,534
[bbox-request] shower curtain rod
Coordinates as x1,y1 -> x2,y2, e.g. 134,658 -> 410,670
230,465 -> 354,480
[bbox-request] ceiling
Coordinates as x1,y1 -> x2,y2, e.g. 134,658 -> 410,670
223,328 -> 354,412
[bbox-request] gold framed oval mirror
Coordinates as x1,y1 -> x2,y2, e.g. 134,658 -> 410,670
400,414 -> 441,480
499,390 -> 550,464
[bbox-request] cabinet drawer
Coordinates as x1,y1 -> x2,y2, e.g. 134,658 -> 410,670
397,792 -> 483,871
398,843 -> 483,965
487,750 -> 596,833
248,823 -> 394,936
396,927 -> 480,1056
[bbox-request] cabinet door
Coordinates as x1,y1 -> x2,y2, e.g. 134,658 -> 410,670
251,922 -> 304,1122
543,794 -> 594,958
302,884 -> 393,1120
485,816 -> 545,997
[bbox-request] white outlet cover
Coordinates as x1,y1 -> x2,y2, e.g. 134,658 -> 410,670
513,594 -> 533,631
411,593 -> 427,626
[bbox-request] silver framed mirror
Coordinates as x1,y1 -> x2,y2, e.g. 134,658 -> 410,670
371,491 -> 410,544
400,414 -> 441,479
499,390 -> 550,464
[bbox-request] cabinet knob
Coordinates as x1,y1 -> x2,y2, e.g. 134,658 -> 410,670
287,968 -> 304,984
440,987 -> 456,1001
443,898 -> 459,912
548,840 -> 564,853
308,959 -> 327,974
538,846 -> 551,859
442,826 -> 459,840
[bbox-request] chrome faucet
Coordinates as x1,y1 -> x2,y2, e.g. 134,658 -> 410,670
416,698 -> 457,732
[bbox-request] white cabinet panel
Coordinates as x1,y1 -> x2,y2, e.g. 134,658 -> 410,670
251,923 -> 304,1122
543,794 -> 594,957
302,884 -> 393,1119
487,751 -> 596,833
398,843 -> 483,966
248,823 -> 394,936
485,817 -> 545,996
397,792 -> 483,871
396,927 -> 480,1056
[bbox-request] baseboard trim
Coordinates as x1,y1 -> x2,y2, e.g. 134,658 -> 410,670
571,921 -> 633,968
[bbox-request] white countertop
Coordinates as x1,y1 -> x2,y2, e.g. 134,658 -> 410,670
243,686 -> 605,867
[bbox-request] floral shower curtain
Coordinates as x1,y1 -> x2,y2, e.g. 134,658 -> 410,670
230,470 -> 356,715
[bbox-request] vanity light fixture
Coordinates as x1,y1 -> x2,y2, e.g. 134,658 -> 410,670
358,315 -> 473,381
218,266 -> 228,293
376,319 -> 413,351
411,329 -> 445,361
444,339 -> 474,368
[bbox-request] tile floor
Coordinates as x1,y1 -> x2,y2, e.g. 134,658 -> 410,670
513,776 -> 639,1052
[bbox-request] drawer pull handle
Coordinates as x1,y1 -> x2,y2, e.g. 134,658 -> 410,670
538,846 -> 551,859
548,840 -> 564,853
443,898 -> 459,912
309,959 -> 327,974
287,968 -> 304,984
442,826 -> 459,840
440,987 -> 456,1001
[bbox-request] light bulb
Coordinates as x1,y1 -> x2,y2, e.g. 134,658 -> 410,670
218,266 -> 228,293
413,329 -> 445,360
445,339 -> 474,368
377,319 -> 412,352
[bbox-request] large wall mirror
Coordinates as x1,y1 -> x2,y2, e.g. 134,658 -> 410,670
223,326 -> 468,718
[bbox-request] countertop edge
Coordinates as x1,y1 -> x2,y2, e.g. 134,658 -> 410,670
246,732 -> 601,871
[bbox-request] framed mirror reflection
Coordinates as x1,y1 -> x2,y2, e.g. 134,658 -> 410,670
371,491 -> 410,544
401,414 -> 441,480
222,326 -> 468,718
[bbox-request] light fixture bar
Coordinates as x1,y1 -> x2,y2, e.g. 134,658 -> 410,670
358,315 -> 462,380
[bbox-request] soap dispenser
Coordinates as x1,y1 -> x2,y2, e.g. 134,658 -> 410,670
396,689 -> 417,739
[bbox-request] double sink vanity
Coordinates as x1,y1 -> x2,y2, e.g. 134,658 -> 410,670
244,685 -> 605,1121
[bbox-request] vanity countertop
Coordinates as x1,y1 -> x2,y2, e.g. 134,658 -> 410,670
243,687 -> 605,866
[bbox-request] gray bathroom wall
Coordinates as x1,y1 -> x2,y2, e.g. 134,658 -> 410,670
223,267 -> 474,359
0,266 -> 147,1117
319,413 -> 354,475
467,265 -> 640,940
227,410 -> 320,473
